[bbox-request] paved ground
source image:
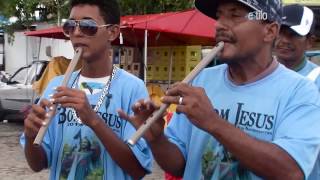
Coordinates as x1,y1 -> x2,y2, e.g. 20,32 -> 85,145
0,122 -> 164,180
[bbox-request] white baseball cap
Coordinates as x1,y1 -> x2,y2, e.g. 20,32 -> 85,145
282,4 -> 314,36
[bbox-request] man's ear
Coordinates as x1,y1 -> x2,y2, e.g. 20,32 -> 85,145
107,25 -> 120,41
263,22 -> 280,43
306,34 -> 316,49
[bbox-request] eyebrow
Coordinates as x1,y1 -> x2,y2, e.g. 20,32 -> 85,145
69,17 -> 94,20
217,7 -> 248,15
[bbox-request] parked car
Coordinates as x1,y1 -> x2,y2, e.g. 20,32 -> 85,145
0,61 -> 48,121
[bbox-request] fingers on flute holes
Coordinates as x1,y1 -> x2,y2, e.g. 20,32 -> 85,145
49,105 -> 55,111
49,98 -> 55,104
132,102 -> 142,112
42,120 -> 47,126
144,99 -> 155,111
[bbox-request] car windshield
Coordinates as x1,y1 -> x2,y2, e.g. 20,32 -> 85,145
10,62 -> 45,85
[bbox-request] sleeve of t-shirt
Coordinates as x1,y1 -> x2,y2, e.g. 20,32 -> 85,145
122,79 -> 153,173
315,77 -> 320,91
272,82 -> 320,179
164,71 -> 206,161
165,112 -> 193,161
20,76 -> 63,168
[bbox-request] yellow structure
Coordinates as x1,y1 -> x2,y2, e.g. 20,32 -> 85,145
33,56 -> 82,96
147,83 -> 176,113
283,0 -> 320,6
147,45 -> 202,81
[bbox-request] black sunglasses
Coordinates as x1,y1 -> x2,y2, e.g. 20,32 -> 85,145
62,19 -> 114,37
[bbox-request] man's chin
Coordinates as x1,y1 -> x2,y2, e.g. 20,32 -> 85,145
218,53 -> 236,64
275,53 -> 294,63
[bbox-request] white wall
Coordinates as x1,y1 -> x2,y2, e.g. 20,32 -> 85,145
0,44 -> 3,65
36,37 -> 74,61
4,31 -> 74,75
4,32 -> 30,74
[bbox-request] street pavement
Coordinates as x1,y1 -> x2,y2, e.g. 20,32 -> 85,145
0,122 -> 164,180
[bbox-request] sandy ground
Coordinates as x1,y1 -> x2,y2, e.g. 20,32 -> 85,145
0,122 -> 164,180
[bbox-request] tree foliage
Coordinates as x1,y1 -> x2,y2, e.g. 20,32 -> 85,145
119,0 -> 194,15
0,0 -> 194,42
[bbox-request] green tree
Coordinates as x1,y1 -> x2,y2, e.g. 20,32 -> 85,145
119,0 -> 194,15
0,0 -> 194,42
0,0 -> 41,43
39,0 -> 69,25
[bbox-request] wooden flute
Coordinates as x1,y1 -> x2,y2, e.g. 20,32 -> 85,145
128,42 -> 224,145
33,48 -> 83,145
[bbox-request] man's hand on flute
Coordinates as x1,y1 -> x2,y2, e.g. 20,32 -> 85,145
24,99 -> 53,140
52,86 -> 99,127
161,82 -> 218,133
117,99 -> 166,144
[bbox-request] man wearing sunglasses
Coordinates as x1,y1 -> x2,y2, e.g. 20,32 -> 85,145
119,0 -> 320,179
21,0 -> 152,179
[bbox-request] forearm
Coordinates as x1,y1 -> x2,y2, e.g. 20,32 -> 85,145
90,118 -> 146,179
149,134 -> 186,177
24,136 -> 48,172
209,118 -> 303,179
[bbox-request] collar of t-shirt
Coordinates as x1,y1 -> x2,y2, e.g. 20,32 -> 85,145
228,57 -> 279,85
293,56 -> 307,72
78,75 -> 110,95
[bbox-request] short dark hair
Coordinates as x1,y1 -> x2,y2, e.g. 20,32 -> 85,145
70,0 -> 120,24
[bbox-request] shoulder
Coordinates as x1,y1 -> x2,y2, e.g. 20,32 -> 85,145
192,64 -> 227,84
277,65 -> 320,105
42,72 -> 79,95
306,60 -> 319,69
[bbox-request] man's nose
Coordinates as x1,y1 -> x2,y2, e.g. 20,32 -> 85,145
73,23 -> 82,36
215,16 -> 231,32
277,34 -> 291,44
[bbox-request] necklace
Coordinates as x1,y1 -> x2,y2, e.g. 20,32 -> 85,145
70,66 -> 118,124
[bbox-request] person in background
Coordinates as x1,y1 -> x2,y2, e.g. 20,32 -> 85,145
119,0 -> 320,179
275,4 -> 320,180
21,0 -> 152,179
275,4 -> 320,87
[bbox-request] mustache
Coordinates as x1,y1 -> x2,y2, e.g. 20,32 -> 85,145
215,31 -> 237,43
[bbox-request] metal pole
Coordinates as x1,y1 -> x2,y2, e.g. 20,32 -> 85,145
144,29 -> 148,84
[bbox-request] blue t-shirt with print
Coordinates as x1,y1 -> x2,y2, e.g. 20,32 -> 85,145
297,59 -> 320,180
165,64 -> 320,180
21,68 -> 153,180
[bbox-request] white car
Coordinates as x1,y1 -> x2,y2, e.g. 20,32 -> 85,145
0,61 -> 48,120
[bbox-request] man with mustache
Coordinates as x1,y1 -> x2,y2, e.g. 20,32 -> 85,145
21,0 -> 152,179
119,0 -> 320,179
275,4 -> 320,89
275,4 -> 320,180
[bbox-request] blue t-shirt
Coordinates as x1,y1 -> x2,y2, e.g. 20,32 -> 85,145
165,64 -> 320,180
297,59 -> 320,89
297,59 -> 320,180
21,68 -> 153,180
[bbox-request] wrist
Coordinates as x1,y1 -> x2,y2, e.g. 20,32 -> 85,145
206,111 -> 223,134
149,132 -> 166,147
24,131 -> 36,142
88,115 -> 103,129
